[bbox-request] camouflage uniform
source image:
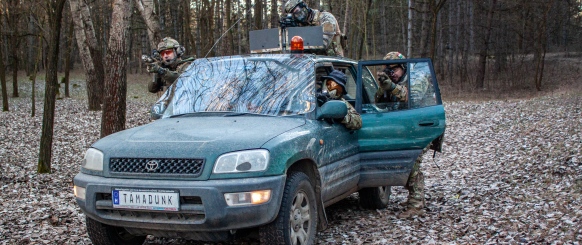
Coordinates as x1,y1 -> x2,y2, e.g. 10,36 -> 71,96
375,70 -> 430,104
340,98 -> 362,130
303,10 -> 344,57
373,52 -> 430,218
148,59 -> 194,93
285,0 -> 344,57
148,37 -> 194,93
374,73 -> 408,103
405,146 -> 429,210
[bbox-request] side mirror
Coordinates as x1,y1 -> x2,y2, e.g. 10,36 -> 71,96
316,100 -> 347,120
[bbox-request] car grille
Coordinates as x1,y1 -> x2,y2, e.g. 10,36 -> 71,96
110,158 -> 204,176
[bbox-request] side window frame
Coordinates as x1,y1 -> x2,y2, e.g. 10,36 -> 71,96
356,58 -> 442,113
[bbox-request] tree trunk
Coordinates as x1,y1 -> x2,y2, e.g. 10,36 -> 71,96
183,0 -> 196,57
10,20 -> 19,98
429,0 -> 447,60
407,0 -> 413,57
31,36 -> 43,117
226,0 -> 234,55
63,19 -> 74,98
475,0 -> 496,89
0,18 -> 8,112
270,0 -> 278,29
38,0 -> 67,174
419,0 -> 429,57
70,0 -> 104,111
254,0 -> 263,30
135,0 -> 161,50
101,0 -> 133,138
534,0 -> 555,91
358,0 -> 373,60
26,15 -> 35,76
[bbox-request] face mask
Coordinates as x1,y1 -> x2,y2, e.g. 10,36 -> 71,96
328,89 -> 340,99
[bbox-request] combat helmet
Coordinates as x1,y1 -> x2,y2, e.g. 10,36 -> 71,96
157,37 -> 185,57
383,51 -> 406,69
285,0 -> 305,13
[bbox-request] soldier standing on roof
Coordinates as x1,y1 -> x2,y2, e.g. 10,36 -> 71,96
146,37 -> 194,93
284,0 -> 345,57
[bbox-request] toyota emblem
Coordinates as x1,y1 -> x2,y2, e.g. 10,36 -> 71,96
145,160 -> 159,172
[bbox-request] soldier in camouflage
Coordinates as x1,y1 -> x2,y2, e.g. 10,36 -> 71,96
375,51 -> 430,218
375,51 -> 408,103
285,0 -> 345,57
317,70 -> 361,130
147,37 -> 194,93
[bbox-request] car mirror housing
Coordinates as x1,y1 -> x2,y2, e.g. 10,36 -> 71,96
316,100 -> 348,120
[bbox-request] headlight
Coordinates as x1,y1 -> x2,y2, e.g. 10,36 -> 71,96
213,149 -> 269,173
82,148 -> 104,171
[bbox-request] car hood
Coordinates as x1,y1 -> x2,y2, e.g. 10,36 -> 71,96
92,115 -> 306,159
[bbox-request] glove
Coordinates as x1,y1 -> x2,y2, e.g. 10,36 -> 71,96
376,71 -> 396,91
147,63 -> 168,75
377,71 -> 389,83
316,92 -> 331,106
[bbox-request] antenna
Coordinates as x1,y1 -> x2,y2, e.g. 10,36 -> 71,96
204,4 -> 255,58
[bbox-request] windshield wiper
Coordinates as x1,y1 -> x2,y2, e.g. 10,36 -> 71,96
223,112 -> 276,117
223,112 -> 249,117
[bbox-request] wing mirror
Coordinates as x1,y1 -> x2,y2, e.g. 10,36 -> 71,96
316,100 -> 348,120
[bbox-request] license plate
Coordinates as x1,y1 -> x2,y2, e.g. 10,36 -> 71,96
112,188 -> 179,211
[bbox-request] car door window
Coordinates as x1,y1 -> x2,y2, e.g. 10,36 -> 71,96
360,60 -> 439,114
409,62 -> 437,108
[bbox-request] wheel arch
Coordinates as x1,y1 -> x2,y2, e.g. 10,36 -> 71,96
287,159 -> 328,231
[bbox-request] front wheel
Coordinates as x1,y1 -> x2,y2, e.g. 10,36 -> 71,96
358,186 -> 391,209
260,172 -> 317,245
85,217 -> 146,245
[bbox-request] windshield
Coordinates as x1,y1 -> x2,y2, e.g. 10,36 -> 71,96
152,55 -> 316,118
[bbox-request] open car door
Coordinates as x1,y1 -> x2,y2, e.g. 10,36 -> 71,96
355,58 -> 446,188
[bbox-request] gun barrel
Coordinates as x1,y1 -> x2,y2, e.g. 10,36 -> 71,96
142,55 -> 155,63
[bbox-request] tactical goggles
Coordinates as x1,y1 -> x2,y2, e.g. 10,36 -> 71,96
160,49 -> 174,56
384,65 -> 403,76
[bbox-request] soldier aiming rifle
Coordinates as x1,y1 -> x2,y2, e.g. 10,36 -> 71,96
145,37 -> 194,93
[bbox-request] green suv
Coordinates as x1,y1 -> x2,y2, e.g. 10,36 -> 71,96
73,54 -> 446,244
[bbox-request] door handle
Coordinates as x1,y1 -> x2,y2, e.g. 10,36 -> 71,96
418,120 -> 438,126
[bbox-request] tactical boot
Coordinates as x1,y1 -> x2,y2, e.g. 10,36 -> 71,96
397,208 -> 425,219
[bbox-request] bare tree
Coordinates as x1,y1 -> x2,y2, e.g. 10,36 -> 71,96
533,0 -> 556,91
70,0 -> 105,111
30,36 -> 43,117
254,0 -> 263,30
135,0 -> 161,49
0,9 -> 8,112
37,0 -> 67,174
6,0 -> 22,98
100,0 -> 134,138
407,0 -> 413,57
62,19 -> 74,98
428,0 -> 447,60
475,0 -> 496,89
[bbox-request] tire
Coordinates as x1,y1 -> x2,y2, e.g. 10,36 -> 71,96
85,217 -> 146,245
259,172 -> 317,245
358,186 -> 391,209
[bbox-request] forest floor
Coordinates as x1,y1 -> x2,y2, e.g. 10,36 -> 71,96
0,65 -> 581,244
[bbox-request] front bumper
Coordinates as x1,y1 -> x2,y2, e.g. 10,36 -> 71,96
74,172 -> 286,232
